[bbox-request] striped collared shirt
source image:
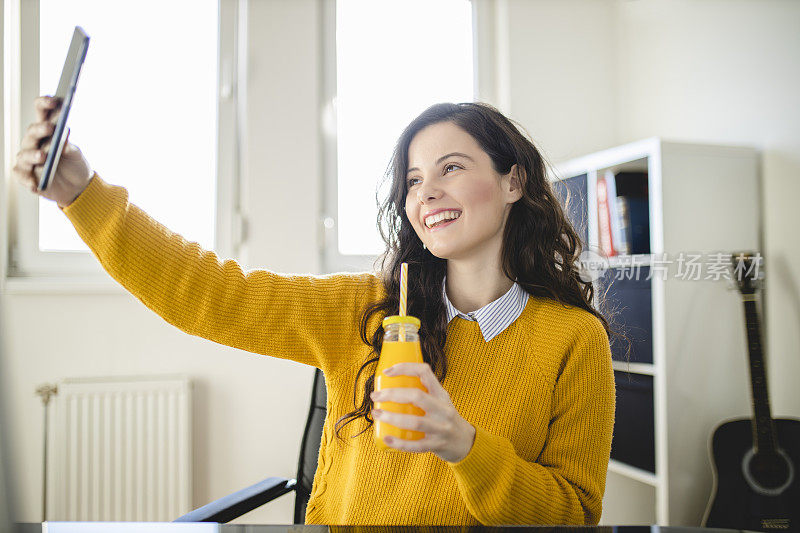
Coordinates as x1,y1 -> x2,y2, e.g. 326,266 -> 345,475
442,275 -> 530,342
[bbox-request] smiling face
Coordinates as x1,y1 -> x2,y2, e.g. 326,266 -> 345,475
404,121 -> 522,263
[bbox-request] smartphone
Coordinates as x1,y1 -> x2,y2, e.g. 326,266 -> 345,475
38,26 -> 90,191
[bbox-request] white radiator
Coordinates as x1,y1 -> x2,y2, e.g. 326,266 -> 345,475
46,375 -> 192,521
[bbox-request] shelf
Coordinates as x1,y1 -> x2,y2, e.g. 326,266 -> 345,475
612,361 -> 655,375
552,137 -> 760,525
551,138 -> 658,181
608,459 -> 659,487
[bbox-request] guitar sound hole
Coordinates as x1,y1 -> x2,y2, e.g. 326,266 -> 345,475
751,454 -> 790,487
742,447 -> 795,495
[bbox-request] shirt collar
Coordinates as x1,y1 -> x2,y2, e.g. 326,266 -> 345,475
442,275 -> 529,342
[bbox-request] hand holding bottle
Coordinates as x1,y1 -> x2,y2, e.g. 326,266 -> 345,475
371,361 -> 477,463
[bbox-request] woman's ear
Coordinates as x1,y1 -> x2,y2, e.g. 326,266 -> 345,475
505,164 -> 524,203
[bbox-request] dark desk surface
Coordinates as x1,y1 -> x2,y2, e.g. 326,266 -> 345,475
14,524 -> 752,533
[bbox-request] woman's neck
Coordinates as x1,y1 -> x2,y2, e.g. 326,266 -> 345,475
445,261 -> 515,314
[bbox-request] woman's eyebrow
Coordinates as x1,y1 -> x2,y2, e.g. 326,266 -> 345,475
406,152 -> 474,174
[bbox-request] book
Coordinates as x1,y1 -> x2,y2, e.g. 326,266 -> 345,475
615,196 -> 631,255
615,171 -> 649,196
597,175 -> 616,257
626,196 -> 651,254
600,170 -> 650,255
617,171 -> 650,254
604,170 -> 625,254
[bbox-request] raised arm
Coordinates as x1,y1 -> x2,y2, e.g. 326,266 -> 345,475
72,174 -> 382,374
12,96 -> 383,377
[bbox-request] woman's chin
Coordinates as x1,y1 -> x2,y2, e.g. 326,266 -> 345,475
425,242 -> 456,260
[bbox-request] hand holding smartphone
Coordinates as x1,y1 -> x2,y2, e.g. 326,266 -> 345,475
39,26 -> 90,191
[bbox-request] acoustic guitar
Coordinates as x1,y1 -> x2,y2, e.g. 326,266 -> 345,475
702,251 -> 800,531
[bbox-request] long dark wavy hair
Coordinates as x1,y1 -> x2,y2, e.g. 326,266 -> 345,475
334,102 -> 630,441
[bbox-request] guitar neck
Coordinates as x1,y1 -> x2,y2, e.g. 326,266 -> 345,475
741,293 -> 778,454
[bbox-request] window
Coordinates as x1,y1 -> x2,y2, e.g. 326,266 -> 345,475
322,0 -> 477,272
7,0 -> 240,278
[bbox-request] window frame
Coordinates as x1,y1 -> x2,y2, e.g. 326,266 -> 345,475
3,0 -> 244,282
319,0 -> 495,274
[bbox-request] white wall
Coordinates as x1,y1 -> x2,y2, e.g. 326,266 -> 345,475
2,0 -> 798,526
500,0 -> 620,162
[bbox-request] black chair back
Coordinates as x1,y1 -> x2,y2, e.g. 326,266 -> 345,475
293,368 -> 327,524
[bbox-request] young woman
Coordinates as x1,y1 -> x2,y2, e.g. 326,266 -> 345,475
13,97 -> 617,526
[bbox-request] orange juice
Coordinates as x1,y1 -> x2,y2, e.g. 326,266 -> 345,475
374,315 -> 428,451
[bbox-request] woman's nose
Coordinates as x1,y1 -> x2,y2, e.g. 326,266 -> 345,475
417,179 -> 442,204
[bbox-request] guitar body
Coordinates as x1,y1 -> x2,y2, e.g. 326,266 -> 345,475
704,417 -> 800,531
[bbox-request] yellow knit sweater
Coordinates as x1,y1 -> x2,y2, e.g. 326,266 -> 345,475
61,173 -> 616,526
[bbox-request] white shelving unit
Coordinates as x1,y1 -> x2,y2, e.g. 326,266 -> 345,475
548,137 -> 761,526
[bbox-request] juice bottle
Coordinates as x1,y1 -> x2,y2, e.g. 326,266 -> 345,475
373,315 -> 428,451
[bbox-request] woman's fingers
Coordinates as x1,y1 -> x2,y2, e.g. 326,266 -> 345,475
12,156 -> 35,178
11,160 -> 39,192
373,410 -> 436,433
12,146 -> 47,187
34,96 -> 60,122
19,148 -> 45,170
383,363 -> 448,401
371,386 -> 436,413
21,121 -> 55,151
13,96 -> 92,205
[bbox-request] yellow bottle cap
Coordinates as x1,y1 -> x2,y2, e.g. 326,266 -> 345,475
382,315 -> 421,329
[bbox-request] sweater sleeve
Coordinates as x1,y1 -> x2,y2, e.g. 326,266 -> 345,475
60,173 -> 382,376
446,315 -> 616,525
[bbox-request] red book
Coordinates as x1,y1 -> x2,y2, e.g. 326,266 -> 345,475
597,176 -> 616,257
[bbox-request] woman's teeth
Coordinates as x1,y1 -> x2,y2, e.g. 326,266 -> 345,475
425,210 -> 461,228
